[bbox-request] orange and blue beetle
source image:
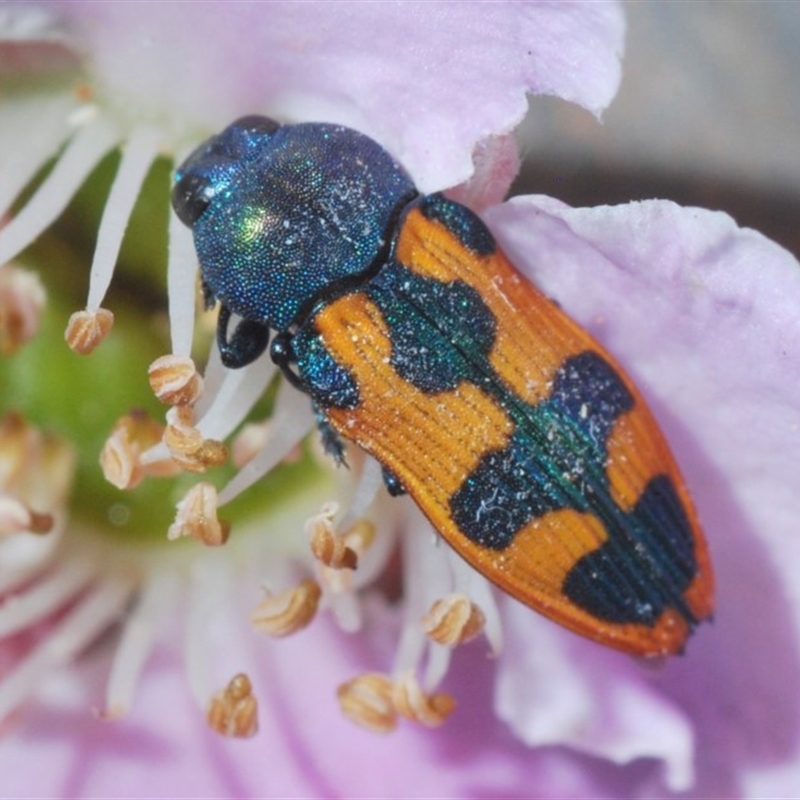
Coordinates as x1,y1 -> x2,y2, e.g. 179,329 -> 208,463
172,115 -> 714,657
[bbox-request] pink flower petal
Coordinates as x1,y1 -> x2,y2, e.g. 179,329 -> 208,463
446,133 -> 522,212
56,0 -> 623,190
496,602 -> 694,792
1,609 -> 621,799
485,195 -> 800,795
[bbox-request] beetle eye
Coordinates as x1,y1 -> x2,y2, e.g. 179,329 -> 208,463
171,172 -> 211,227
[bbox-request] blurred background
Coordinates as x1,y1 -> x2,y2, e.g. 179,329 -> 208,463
515,1 -> 800,260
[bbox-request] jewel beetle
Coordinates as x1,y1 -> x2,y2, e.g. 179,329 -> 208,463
172,115 -> 714,656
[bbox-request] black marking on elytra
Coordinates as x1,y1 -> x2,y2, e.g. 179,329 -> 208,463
367,263 -> 497,393
562,475 -> 698,625
291,325 -> 360,410
449,351 -> 697,627
418,194 -> 497,257
451,352 -> 633,549
550,351 -> 634,450
450,427 -> 567,550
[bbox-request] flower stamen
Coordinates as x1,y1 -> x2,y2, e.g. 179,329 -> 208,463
0,112 -> 119,267
422,593 -> 485,647
0,91 -> 77,221
64,307 -> 114,354
164,212 -> 198,357
167,482 -> 229,546
217,378 -> 314,505
337,673 -> 397,734
392,670 -> 456,727
102,569 -> 179,720
312,504 -> 379,636
85,125 -> 161,311
0,559 -> 93,638
0,264 -> 45,354
100,410 -> 176,489
338,670 -> 457,732
250,578 -> 321,637
307,502 -> 359,570
148,354 -> 203,407
0,574 -> 135,723
0,496 -> 52,536
231,421 -> 271,468
163,406 -> 227,473
0,412 -> 73,540
207,673 -> 258,738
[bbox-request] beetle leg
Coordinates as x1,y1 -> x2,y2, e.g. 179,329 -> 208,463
216,303 -> 271,369
313,404 -> 348,467
201,279 -> 216,311
270,331 -> 308,391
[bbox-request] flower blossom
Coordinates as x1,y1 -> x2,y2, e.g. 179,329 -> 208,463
1,2 -> 800,798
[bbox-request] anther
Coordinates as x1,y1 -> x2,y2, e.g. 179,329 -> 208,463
148,354 -> 203,406
250,579 -> 321,637
0,265 -> 46,354
0,411 -> 74,527
337,673 -> 397,734
0,496 -> 53,536
164,406 -> 228,472
167,482 -> 230,546
64,307 -> 114,354
100,411 -> 170,489
207,673 -> 258,738
163,406 -> 203,453
392,671 -> 456,727
307,502 -> 357,569
421,593 -> 485,646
